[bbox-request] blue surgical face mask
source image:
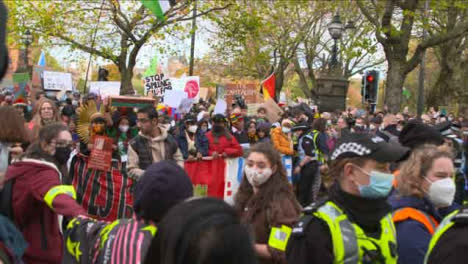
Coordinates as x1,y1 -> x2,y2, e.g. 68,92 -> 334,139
353,165 -> 394,199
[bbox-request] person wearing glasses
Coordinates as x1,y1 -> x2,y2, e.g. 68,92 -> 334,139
3,123 -> 85,264
127,106 -> 183,180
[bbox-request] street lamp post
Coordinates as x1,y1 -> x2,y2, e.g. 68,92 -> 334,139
21,29 -> 33,71
328,14 -> 344,69
327,13 -> 355,70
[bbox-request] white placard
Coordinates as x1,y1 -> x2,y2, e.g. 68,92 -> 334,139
214,99 -> 227,115
170,76 -> 200,101
89,82 -> 121,99
164,89 -> 187,108
178,98 -> 194,114
43,71 -> 73,91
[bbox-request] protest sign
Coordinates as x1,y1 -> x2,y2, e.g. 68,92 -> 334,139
144,73 -> 172,98
109,96 -> 155,108
177,98 -> 194,114
164,89 -> 187,108
170,76 -> 200,100
264,98 -> 284,123
12,73 -> 30,104
89,82 -> 121,99
216,84 -> 225,99
88,136 -> 113,171
224,83 -> 259,107
43,71 -> 73,91
214,99 -> 227,115
185,157 -> 293,204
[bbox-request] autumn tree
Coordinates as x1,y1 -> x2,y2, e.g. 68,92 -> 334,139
7,0 -> 229,94
426,1 -> 468,112
357,0 -> 468,113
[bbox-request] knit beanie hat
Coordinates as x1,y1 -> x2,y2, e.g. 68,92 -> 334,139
398,120 -> 444,150
133,161 -> 193,222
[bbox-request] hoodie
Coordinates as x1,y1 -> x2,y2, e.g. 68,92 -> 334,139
5,158 -> 86,264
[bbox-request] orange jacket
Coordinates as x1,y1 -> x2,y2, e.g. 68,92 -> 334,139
271,127 -> 294,155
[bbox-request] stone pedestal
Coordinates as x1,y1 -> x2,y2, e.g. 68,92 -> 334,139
315,74 -> 349,113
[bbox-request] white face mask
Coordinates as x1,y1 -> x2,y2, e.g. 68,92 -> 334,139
188,125 -> 198,133
119,125 -> 129,133
369,124 -> 376,130
425,177 -> 455,207
244,166 -> 273,187
282,127 -> 291,134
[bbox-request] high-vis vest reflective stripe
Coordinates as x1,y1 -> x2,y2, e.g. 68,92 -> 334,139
423,210 -> 459,264
314,201 -> 397,264
297,130 -> 324,163
44,185 -> 77,209
392,207 -> 439,235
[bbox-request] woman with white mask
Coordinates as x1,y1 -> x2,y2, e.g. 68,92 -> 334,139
390,144 -> 456,264
234,142 -> 301,264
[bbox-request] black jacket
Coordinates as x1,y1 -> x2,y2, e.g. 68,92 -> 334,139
286,184 -> 392,264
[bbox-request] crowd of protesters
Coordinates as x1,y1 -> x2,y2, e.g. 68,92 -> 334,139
0,86 -> 467,264
1,2 -> 468,263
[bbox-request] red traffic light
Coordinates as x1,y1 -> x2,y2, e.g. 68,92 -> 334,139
366,75 -> 374,83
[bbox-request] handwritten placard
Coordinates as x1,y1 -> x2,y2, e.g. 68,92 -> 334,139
43,71 -> 73,91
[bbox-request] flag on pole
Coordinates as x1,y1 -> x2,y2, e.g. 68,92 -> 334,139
37,50 -> 46,67
261,72 -> 276,100
140,0 -> 174,22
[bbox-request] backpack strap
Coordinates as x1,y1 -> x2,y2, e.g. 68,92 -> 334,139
392,207 -> 439,235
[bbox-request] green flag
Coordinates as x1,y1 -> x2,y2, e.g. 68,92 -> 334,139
402,88 -> 411,99
140,0 -> 173,22
144,55 -> 159,77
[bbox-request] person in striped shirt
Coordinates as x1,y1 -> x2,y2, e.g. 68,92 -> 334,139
63,160 -> 193,264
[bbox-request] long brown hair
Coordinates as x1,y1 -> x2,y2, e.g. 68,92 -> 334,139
31,97 -> 60,126
0,106 -> 27,143
397,144 -> 453,198
234,142 -> 300,214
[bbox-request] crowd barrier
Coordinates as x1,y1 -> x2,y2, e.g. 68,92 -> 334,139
184,156 -> 293,204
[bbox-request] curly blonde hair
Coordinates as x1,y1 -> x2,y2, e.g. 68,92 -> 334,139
397,144 -> 453,198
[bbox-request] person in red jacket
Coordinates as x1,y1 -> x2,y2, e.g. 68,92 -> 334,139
206,114 -> 243,158
4,123 -> 86,264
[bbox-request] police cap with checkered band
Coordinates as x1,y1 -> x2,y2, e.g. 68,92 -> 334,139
331,133 -> 409,162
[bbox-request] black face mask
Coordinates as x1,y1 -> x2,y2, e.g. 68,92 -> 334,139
212,125 -> 224,133
55,146 -> 72,164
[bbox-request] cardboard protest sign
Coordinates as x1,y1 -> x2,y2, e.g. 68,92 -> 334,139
170,76 -> 200,100
224,83 -> 259,107
264,98 -> 284,123
89,82 -> 121,99
43,71 -> 73,91
164,89 -> 187,108
144,73 -> 172,98
88,135 -> 113,171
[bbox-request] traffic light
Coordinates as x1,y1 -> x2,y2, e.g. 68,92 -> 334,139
362,70 -> 379,103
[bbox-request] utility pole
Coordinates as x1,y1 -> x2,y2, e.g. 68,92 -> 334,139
417,0 -> 429,118
189,0 -> 197,76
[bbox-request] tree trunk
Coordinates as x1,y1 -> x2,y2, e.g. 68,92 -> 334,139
293,57 -> 312,98
120,66 -> 134,95
385,60 -> 406,113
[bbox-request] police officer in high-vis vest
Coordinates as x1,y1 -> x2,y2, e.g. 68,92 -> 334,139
424,205 -> 468,264
286,133 -> 409,264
